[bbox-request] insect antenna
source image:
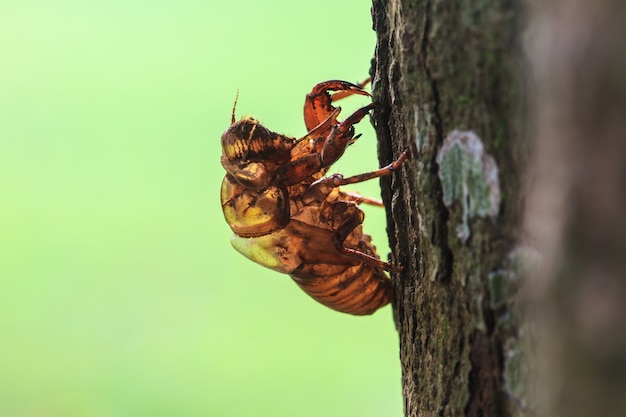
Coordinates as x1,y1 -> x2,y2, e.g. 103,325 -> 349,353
231,89 -> 239,125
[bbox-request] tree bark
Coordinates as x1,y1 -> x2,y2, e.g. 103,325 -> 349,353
370,1 -> 528,416
370,0 -> 626,416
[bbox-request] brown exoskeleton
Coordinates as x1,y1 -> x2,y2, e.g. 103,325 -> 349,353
220,80 -> 407,315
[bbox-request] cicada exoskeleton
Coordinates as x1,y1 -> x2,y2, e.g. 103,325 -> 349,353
220,80 -> 407,315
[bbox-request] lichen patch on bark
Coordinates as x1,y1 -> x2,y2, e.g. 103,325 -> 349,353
436,130 -> 501,241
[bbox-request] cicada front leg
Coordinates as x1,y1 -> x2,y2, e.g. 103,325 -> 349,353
328,77 -> 371,102
303,79 -> 371,132
319,103 -> 375,166
278,103 -> 377,186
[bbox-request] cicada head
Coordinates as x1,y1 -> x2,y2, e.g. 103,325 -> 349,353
221,117 -> 295,190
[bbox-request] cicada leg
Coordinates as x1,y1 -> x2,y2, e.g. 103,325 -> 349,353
332,207 -> 403,273
304,80 -> 370,132
327,77 -> 371,102
339,190 -> 384,207
315,149 -> 409,188
319,103 -> 376,166
324,150 -> 409,273
300,149 -> 409,209
278,104 -> 378,186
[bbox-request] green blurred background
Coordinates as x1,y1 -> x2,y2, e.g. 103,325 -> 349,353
0,1 -> 402,416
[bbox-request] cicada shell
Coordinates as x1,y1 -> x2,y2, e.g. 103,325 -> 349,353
220,80 -> 407,315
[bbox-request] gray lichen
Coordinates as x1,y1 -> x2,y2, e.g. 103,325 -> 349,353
436,130 -> 501,241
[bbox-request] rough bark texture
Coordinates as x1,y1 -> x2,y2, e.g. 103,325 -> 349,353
524,1 -> 626,417
370,0 -> 626,416
370,1 -> 528,416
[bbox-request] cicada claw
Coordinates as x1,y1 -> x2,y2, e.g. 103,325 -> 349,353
304,79 -> 371,132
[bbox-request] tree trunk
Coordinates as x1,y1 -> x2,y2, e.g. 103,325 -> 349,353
523,1 -> 626,417
370,1 -> 527,416
370,0 -> 626,416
